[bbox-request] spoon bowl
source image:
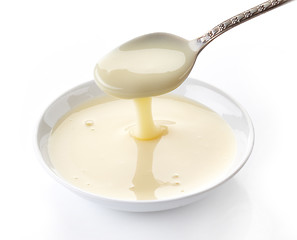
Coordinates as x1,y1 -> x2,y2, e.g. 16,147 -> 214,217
94,32 -> 198,99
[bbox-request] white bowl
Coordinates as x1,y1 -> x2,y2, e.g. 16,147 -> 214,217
36,78 -> 254,212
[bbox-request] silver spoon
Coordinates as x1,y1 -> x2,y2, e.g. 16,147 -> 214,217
94,0 -> 292,99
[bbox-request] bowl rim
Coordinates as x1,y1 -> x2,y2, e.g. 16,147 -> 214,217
35,78 -> 255,206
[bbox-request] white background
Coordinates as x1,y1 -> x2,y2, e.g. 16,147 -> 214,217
1,0 -> 297,239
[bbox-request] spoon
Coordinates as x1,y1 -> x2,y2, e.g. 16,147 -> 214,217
94,0 -> 291,99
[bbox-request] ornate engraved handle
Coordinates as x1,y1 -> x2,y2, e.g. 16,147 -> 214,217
197,0 -> 291,49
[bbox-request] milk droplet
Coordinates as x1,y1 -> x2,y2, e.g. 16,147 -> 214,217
172,174 -> 179,179
85,120 -> 94,126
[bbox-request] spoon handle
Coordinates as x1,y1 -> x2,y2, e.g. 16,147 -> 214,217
197,0 -> 291,49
